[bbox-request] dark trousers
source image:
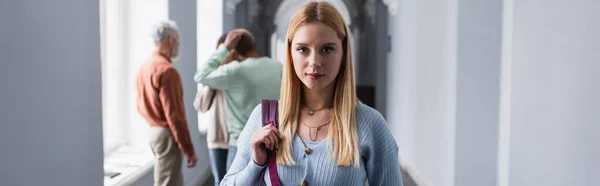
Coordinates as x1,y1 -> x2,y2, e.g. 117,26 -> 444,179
208,146 -> 237,186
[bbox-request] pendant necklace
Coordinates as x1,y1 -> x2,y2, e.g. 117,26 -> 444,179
300,120 -> 330,141
304,103 -> 331,115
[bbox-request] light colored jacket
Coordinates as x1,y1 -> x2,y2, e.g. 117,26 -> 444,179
194,88 -> 228,149
194,45 -> 282,146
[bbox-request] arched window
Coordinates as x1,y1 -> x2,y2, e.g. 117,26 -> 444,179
101,0 -> 168,184
270,0 -> 356,67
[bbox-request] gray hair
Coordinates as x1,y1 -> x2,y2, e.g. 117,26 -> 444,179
152,20 -> 179,45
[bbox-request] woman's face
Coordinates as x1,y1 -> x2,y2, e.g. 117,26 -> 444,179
291,23 -> 343,91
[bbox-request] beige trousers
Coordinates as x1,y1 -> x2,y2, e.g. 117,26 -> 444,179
149,127 -> 184,186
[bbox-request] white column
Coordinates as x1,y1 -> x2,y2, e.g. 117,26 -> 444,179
0,0 -> 103,185
453,0 -> 503,185
387,0 -> 458,185
195,0 -> 224,137
505,0 -> 600,185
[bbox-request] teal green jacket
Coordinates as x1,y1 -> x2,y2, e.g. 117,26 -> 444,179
194,46 -> 282,146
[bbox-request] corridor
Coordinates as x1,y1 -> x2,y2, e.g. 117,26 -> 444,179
1,0 -> 598,186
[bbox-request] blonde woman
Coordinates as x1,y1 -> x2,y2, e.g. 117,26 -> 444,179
221,2 -> 402,185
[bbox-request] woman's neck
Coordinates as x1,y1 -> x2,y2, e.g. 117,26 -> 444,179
302,83 -> 335,110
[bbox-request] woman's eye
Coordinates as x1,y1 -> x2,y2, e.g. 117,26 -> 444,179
322,47 -> 334,54
297,47 -> 308,53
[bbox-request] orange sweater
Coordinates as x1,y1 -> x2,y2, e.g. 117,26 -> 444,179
136,52 -> 195,158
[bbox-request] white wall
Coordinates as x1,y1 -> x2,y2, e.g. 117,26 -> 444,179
453,0 -> 502,185
390,0 -> 599,185
503,0 -> 600,185
197,0 -> 223,78
0,0 -> 103,186
388,0 -> 457,185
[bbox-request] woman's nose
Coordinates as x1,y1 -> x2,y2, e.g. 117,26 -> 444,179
308,53 -> 322,68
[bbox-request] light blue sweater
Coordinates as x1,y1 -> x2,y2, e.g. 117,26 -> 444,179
221,102 -> 403,186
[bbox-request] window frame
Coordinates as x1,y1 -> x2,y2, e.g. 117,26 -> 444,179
101,0 -> 169,185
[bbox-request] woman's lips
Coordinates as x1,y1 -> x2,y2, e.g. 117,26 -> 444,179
306,73 -> 325,79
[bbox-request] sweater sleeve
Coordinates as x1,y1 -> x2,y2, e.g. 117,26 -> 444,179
363,109 -> 404,186
194,45 -> 244,90
221,104 -> 266,186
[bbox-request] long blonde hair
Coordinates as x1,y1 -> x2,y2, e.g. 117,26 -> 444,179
277,2 -> 359,167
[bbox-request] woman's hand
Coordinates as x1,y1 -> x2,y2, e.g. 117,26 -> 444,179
251,124 -> 282,166
224,30 -> 242,50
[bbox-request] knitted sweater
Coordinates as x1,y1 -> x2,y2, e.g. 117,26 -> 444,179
221,102 -> 403,186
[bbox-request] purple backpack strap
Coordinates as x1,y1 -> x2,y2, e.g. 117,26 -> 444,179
260,100 -> 280,186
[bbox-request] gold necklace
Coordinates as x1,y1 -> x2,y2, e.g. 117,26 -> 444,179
303,103 -> 331,115
300,120 -> 330,141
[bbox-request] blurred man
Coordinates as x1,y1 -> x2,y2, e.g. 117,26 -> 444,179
194,29 -> 282,166
136,20 -> 196,186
